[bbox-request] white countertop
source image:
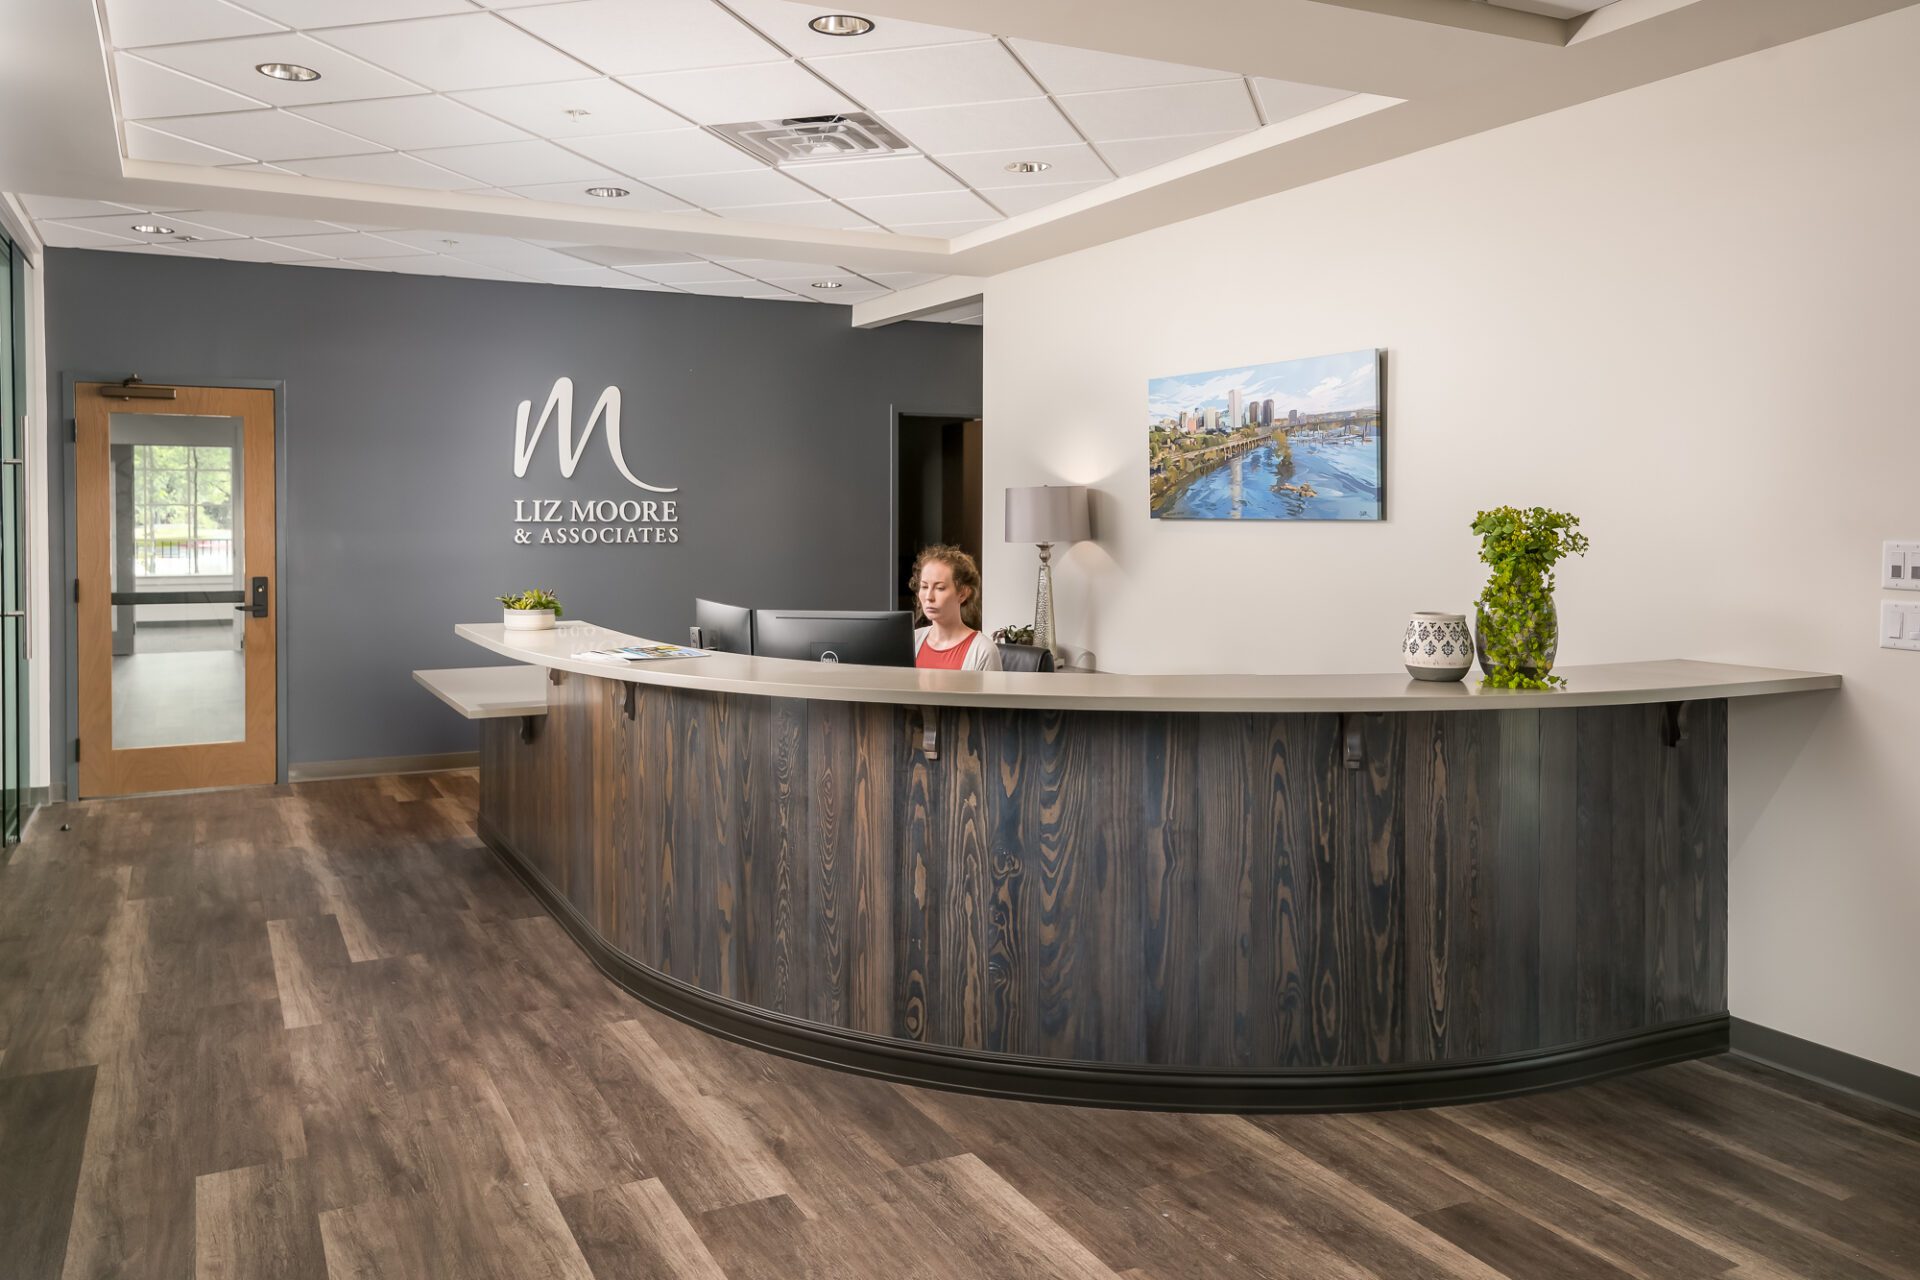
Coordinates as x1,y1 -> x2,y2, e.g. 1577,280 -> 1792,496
453,622 -> 1841,714
414,665 -> 549,719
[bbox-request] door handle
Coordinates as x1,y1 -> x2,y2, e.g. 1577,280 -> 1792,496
233,576 -> 269,618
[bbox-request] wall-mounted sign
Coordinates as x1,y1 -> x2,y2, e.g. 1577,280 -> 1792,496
510,377 -> 682,545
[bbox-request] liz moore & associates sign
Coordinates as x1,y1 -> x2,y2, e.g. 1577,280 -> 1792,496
509,376 -> 682,546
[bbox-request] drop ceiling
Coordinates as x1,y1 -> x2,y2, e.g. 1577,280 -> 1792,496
2,0 -> 1912,321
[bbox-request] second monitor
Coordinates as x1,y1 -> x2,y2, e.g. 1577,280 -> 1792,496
751,609 -> 914,667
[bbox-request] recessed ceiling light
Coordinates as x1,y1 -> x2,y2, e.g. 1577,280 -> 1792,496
811,281 -> 842,289
1003,160 -> 1052,175
808,13 -> 875,36
584,186 -> 630,198
131,223 -> 175,235
256,61 -> 320,82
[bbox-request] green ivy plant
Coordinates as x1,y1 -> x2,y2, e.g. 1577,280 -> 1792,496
992,623 -> 1037,646
497,587 -> 564,617
1471,507 -> 1588,690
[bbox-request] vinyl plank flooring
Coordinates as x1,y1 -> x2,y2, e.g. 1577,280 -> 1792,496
5,775 -> 1919,1280
0,1065 -> 96,1280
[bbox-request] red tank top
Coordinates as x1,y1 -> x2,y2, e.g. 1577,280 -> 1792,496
916,631 -> 976,670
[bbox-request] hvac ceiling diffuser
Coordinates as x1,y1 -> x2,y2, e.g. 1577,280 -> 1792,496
710,113 -> 915,166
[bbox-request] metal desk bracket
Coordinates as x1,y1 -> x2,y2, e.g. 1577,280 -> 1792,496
1663,701 -> 1691,749
920,707 -> 939,759
623,682 -> 638,721
519,715 -> 540,745
1342,714 -> 1364,771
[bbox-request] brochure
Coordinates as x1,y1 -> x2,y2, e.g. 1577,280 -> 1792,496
570,645 -> 708,663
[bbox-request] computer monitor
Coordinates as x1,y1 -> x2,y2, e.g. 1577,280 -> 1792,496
750,609 -> 914,667
692,598 -> 754,655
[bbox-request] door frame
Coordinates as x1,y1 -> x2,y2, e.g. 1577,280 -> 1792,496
58,373 -> 288,799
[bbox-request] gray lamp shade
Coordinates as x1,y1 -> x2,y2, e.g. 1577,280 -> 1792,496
1005,485 -> 1091,545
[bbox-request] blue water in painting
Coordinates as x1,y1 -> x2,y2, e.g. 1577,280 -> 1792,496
1154,437 -> 1381,520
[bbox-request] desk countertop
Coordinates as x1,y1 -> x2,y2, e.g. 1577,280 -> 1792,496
453,622 -> 1841,714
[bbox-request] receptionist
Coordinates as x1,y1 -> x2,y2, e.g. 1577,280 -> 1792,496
911,545 -> 1003,672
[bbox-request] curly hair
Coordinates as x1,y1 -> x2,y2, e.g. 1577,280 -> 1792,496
908,544 -> 983,630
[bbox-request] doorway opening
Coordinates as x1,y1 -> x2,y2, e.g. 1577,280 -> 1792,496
73,381 -> 277,797
892,414 -> 981,612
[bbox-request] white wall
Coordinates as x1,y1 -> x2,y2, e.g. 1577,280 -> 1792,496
981,8 -> 1920,1075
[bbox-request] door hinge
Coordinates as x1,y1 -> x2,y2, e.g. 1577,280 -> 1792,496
73,578 -> 79,603
69,418 -> 77,443
73,738 -> 80,762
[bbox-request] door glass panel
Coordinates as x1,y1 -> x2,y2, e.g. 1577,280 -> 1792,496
1,238 -> 19,841
109,412 -> 246,750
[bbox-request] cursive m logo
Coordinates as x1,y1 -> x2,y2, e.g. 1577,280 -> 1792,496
512,377 -> 678,493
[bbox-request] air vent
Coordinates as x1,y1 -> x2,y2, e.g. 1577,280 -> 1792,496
710,113 -> 915,167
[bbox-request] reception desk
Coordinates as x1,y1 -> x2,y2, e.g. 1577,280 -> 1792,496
440,621 -> 1838,1111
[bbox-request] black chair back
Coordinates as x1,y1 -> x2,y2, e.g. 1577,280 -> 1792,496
997,642 -> 1055,673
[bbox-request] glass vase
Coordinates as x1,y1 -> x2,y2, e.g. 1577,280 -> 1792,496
1475,597 -> 1559,680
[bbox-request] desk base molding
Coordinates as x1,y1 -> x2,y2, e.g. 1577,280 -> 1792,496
480,815 -> 1728,1113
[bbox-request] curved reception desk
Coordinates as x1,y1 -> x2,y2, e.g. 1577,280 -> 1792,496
447,622 -> 1838,1112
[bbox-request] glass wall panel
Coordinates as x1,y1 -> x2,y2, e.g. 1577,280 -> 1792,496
0,234 -> 24,843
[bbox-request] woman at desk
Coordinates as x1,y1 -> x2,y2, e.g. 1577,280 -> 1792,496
911,545 -> 1003,672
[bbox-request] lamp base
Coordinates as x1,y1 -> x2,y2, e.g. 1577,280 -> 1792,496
1033,543 -> 1057,659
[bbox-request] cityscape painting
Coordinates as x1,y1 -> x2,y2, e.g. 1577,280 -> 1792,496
1148,348 -> 1384,521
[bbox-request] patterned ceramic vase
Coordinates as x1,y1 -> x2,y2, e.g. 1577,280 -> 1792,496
1403,612 -> 1473,682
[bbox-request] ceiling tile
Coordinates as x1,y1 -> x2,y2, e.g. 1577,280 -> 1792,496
549,244 -> 698,267
45,212 -> 242,243
619,261 -> 749,284
291,95 -> 529,150
375,255 -> 528,280
673,279 -> 799,298
20,195 -> 150,220
280,151 -> 478,188
565,128 -> 760,178
268,231 -> 431,257
315,13 -> 594,91
842,188 -> 998,224
124,121 -> 258,165
104,0 -> 284,49
861,270 -> 940,289
643,167 -> 822,209
974,178 -> 1106,216
139,109 -> 383,161
805,41 -> 1041,111
219,161 -> 300,173
497,181 -> 696,211
880,97 -> 1079,156
239,0 -> 478,25
540,266 -> 677,290
413,138 -> 607,185
1095,130 -> 1241,176
167,210 -> 354,238
939,142 -> 1112,188
438,240 -> 588,272
1005,40 -> 1237,96
36,222 -> 146,249
138,33 -> 428,105
504,0 -> 782,75
619,60 -> 854,125
115,53 -> 268,118
789,153 -> 958,198
724,0 -> 979,57
763,267 -> 868,287
708,202 -> 875,230
170,237 -> 329,262
1059,80 -> 1259,143
452,78 -> 684,137
800,282 -> 887,303
713,258 -> 851,280
1249,78 -> 1354,124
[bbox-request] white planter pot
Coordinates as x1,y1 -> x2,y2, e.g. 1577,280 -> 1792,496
1403,612 -> 1472,682
503,608 -> 557,631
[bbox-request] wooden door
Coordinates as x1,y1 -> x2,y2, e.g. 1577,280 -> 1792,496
75,382 -> 276,796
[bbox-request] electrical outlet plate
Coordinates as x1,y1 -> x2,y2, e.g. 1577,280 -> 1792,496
1884,541 -> 1920,590
1882,601 -> 1920,651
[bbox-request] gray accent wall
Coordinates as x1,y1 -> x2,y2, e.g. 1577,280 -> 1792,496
44,248 -> 981,773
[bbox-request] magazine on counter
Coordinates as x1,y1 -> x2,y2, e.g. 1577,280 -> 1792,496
570,644 -> 709,663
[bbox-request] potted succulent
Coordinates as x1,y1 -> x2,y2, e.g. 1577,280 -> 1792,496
1470,506 -> 1589,689
498,587 -> 563,632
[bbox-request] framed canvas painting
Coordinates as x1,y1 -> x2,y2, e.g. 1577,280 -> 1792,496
1148,348 -> 1384,521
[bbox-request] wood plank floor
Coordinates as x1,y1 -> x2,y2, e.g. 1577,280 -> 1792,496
1,773 -> 1915,1280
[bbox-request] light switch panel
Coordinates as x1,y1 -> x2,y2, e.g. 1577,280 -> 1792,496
1883,601 -> 1920,651
1885,541 -> 1920,590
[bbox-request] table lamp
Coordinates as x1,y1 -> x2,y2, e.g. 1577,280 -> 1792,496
1004,485 -> 1091,659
